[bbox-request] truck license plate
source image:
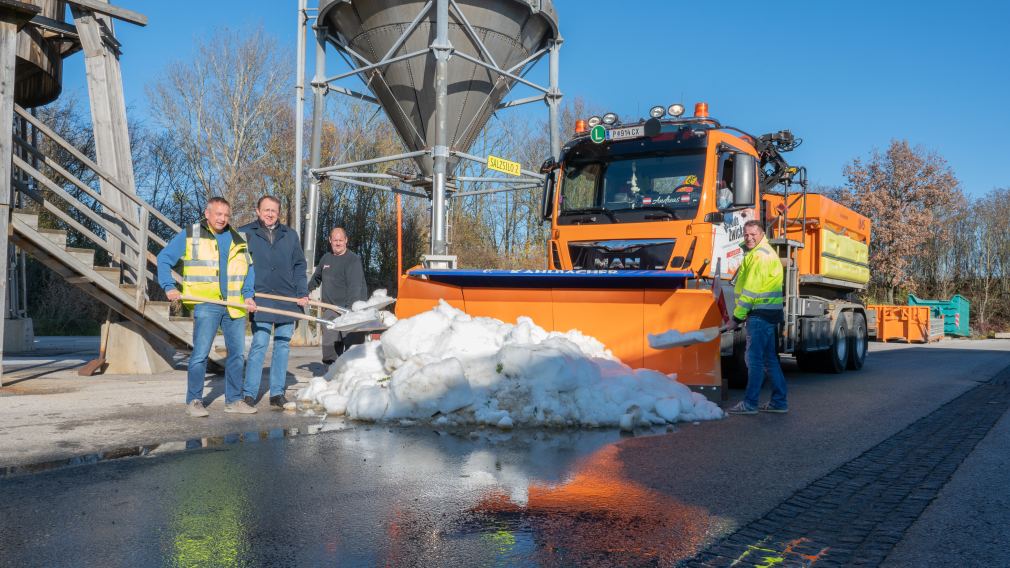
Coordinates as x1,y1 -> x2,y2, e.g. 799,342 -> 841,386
608,125 -> 645,141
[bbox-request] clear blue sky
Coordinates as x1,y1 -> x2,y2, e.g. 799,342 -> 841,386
62,0 -> 1010,197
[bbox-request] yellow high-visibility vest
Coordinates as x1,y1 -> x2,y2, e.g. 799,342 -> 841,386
181,222 -> 251,318
733,236 -> 784,320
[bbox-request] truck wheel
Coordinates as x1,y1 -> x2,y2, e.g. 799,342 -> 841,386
823,317 -> 848,374
722,328 -> 748,389
847,312 -> 868,370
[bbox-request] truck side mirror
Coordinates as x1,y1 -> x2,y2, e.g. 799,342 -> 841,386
539,157 -> 556,174
733,154 -> 757,208
541,170 -> 555,221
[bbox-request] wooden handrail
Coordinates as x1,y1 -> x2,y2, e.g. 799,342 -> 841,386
13,155 -> 143,257
14,104 -> 181,235
13,134 -> 143,232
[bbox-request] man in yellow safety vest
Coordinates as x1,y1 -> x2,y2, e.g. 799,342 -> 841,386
157,196 -> 257,417
728,220 -> 788,415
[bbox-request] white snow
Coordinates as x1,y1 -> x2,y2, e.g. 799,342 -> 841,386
648,326 -> 720,349
299,300 -> 725,429
327,289 -> 399,331
351,288 -> 396,312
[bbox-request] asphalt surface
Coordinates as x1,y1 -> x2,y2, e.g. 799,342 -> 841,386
0,337 -> 329,468
1,339 -> 1008,567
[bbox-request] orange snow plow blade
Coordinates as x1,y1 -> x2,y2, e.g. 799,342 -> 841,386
396,269 -> 723,400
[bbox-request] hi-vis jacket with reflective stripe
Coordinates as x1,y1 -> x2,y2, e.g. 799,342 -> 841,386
733,236 -> 784,320
182,222 -> 252,318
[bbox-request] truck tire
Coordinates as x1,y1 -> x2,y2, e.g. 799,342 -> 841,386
822,316 -> 848,374
847,312 -> 868,370
722,328 -> 748,389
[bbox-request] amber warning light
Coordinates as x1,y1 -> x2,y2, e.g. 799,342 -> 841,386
694,102 -> 709,118
575,119 -> 587,133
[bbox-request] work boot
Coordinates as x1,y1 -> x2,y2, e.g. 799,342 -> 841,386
243,396 -> 257,408
187,400 -> 209,418
269,394 -> 289,410
224,400 -> 257,414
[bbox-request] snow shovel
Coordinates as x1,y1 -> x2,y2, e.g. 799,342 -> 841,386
255,292 -> 397,314
647,327 -> 720,349
178,295 -> 342,330
254,292 -> 347,315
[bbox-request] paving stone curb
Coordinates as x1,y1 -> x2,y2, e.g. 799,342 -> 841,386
682,365 -> 1010,567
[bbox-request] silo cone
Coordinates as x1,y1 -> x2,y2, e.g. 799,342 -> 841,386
317,0 -> 559,177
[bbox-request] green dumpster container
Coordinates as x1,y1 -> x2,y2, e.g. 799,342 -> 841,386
907,294 -> 970,337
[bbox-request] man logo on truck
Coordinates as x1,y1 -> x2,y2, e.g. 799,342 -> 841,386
594,257 -> 641,269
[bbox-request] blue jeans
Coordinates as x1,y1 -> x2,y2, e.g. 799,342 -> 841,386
243,320 -> 293,399
743,314 -> 788,410
188,303 -> 247,404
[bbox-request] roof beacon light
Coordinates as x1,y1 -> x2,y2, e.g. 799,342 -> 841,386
649,105 -> 666,118
602,112 -> 618,125
694,102 -> 709,118
587,115 -> 602,128
668,103 -> 685,117
575,119 -> 587,133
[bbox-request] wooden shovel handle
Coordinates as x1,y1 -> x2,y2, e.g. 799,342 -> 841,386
254,292 -> 346,314
179,295 -> 322,324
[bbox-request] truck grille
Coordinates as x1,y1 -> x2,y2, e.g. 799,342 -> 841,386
569,239 -> 676,270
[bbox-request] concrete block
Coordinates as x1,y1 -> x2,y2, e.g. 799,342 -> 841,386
101,320 -> 176,375
3,317 -> 34,352
995,332 -> 1010,339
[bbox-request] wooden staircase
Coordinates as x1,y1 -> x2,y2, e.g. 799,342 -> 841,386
10,104 -> 194,354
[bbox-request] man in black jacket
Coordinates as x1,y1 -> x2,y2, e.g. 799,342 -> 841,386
309,227 -> 368,363
240,196 -> 308,409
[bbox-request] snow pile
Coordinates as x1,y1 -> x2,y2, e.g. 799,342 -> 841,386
300,301 -> 724,428
648,327 -> 720,349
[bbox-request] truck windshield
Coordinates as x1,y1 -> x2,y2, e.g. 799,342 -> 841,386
559,153 -> 706,223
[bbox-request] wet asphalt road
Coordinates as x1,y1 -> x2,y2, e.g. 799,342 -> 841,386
2,341 -> 1009,567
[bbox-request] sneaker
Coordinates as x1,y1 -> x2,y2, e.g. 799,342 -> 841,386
728,401 -> 758,415
243,396 -> 257,408
187,400 -> 209,418
224,400 -> 258,414
759,403 -> 789,414
269,394 -> 289,410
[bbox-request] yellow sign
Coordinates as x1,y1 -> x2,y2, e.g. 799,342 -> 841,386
487,155 -> 521,176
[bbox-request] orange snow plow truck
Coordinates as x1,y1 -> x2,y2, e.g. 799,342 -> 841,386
396,103 -> 871,401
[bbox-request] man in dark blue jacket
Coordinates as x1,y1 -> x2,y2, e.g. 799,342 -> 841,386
240,195 -> 308,409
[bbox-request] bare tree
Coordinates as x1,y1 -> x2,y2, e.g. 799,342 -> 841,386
147,27 -> 290,212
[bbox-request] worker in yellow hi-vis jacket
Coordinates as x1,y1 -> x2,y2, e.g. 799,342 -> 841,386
728,220 -> 788,415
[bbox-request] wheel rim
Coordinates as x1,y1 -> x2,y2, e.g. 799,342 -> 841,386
835,325 -> 848,362
855,323 -> 867,361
